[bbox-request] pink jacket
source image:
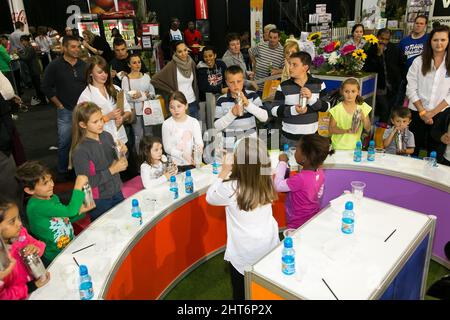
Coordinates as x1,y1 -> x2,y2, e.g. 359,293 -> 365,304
0,227 -> 46,300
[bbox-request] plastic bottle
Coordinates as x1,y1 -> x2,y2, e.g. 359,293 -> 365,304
341,201 -> 355,234
185,170 -> 194,194
131,199 -> 143,225
281,236 -> 295,275
353,141 -> 362,162
169,176 -> 179,200
283,143 -> 291,178
430,151 -> 437,167
79,265 -> 94,300
367,140 -> 375,161
212,160 -> 220,174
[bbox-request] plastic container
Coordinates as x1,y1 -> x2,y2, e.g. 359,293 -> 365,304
341,201 -> 355,234
281,236 -> 295,275
131,199 -> 143,225
169,176 -> 179,200
185,170 -> 194,194
79,265 -> 94,300
353,141 -> 362,162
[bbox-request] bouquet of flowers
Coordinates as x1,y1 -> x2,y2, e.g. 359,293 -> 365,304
309,32 -> 378,75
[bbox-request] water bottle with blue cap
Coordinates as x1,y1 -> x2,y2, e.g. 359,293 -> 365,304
281,236 -> 295,275
79,265 -> 94,300
341,201 -> 355,234
170,176 -> 179,199
131,199 -> 143,225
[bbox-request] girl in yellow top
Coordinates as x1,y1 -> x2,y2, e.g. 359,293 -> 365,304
328,78 -> 372,150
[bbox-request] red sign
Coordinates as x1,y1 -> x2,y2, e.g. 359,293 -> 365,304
195,0 -> 208,20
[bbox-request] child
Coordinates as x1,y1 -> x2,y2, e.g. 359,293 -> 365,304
71,102 -> 128,221
15,161 -> 95,264
139,136 -> 178,189
162,91 -> 204,172
17,35 -> 46,105
271,51 -> 327,148
383,108 -> 415,155
206,137 -> 279,300
274,134 -> 334,229
328,78 -> 372,150
0,197 -> 50,300
214,65 -> 268,151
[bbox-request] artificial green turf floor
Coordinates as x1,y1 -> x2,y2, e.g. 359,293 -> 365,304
164,252 -> 449,300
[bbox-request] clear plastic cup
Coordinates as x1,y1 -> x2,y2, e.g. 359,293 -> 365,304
423,157 -> 436,169
375,148 -> 385,158
351,181 -> 366,200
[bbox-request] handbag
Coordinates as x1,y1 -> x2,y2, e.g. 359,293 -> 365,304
124,76 -> 137,124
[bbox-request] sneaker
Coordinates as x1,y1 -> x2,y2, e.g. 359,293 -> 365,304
30,97 -> 41,106
11,114 -> 19,120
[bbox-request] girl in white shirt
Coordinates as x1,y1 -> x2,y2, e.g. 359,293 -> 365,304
78,56 -> 132,145
139,136 -> 177,189
162,91 -> 203,172
406,25 -> 450,156
206,137 -> 280,300
122,53 -> 157,152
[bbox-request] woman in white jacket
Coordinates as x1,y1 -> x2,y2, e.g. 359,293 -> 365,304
78,56 -> 132,145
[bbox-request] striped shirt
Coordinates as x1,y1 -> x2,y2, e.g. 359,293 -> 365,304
271,76 -> 326,137
215,90 -> 268,149
249,42 -> 284,80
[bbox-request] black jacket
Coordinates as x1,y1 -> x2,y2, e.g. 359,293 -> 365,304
196,60 -> 227,101
364,42 -> 401,92
431,108 -> 450,163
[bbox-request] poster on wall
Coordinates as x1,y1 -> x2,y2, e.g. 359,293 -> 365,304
8,0 -> 29,32
361,0 -> 386,29
88,0 -> 137,14
429,0 -> 450,26
250,0 -> 264,47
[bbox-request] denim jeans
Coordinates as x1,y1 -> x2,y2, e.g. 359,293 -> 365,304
89,191 -> 125,221
188,101 -> 200,120
56,107 -> 73,174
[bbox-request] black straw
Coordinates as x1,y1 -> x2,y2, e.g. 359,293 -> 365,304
72,243 -> 95,254
384,229 -> 397,242
73,257 -> 80,267
322,278 -> 339,300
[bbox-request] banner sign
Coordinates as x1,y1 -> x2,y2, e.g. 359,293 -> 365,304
250,0 -> 264,47
195,0 -> 208,20
8,0 -> 29,33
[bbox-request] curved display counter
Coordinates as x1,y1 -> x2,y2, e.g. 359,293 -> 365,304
29,152 -> 449,300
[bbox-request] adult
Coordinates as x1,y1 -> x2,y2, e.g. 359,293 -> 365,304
121,53 -> 157,150
397,15 -> 429,106
82,29 -> 114,62
281,40 -> 300,82
363,28 -> 401,124
152,41 -> 200,119
344,24 -> 366,50
60,27 -> 74,45
162,17 -> 184,62
406,25 -> 450,157
110,38 -> 148,87
9,22 -> 26,53
77,55 -> 132,146
431,107 -> 450,165
41,35 -> 87,181
34,27 -> 52,71
111,27 -> 123,40
183,21 -> 202,62
240,31 -> 251,70
248,29 -> 284,81
262,24 -> 277,42
222,33 -> 257,90
9,22 -> 27,94
0,35 -> 13,86
196,45 -> 228,129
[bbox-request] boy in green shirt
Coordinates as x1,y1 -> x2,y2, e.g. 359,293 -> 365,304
16,161 -> 95,264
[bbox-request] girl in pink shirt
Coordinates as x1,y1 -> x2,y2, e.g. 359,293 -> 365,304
0,198 -> 49,300
274,135 -> 334,229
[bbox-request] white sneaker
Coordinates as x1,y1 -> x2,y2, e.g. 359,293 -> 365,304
30,97 -> 41,106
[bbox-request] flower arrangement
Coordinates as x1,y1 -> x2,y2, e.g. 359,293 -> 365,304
311,34 -> 378,76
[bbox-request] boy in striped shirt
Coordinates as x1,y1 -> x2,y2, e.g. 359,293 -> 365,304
214,65 -> 268,150
271,52 -> 327,148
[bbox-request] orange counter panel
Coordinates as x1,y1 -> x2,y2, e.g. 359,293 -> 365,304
105,192 -> 287,299
250,281 -> 284,300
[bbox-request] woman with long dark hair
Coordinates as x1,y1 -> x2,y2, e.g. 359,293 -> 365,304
406,24 -> 450,156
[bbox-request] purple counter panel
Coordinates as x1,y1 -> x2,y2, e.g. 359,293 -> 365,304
322,169 -> 449,264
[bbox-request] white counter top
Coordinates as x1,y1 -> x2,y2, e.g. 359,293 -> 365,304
251,195 -> 434,300
29,166 -> 219,300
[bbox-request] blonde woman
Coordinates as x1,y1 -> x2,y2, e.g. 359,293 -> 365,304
281,40 -> 300,82
82,29 -> 113,62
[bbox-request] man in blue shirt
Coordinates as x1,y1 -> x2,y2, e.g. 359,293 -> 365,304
396,15 -> 429,106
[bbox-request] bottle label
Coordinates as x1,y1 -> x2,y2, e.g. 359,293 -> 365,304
80,284 -> 94,300
367,151 -> 375,161
353,152 -> 361,162
185,183 -> 194,194
170,187 -> 179,199
341,218 -> 354,234
212,163 -> 219,174
282,255 -> 295,275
